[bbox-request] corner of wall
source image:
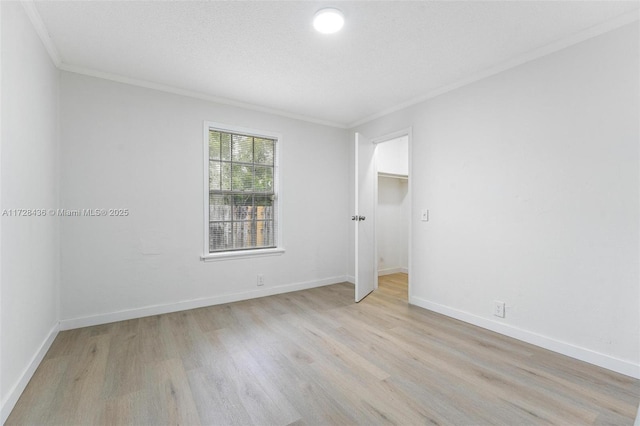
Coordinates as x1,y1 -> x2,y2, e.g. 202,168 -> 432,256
0,324 -> 60,424
0,2 -> 63,421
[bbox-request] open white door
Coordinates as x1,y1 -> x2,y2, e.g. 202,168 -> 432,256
354,132 -> 377,302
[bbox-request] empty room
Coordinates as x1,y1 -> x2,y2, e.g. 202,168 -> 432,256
2,1 -> 639,424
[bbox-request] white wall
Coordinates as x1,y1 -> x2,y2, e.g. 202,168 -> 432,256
377,136 -> 408,176
1,2 -> 60,421
59,72 -> 350,325
377,176 -> 408,274
354,22 -> 640,377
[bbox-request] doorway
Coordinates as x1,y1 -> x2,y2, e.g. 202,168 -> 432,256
353,129 -> 411,303
375,135 -> 409,301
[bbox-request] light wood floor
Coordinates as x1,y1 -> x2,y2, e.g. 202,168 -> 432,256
7,273 -> 640,425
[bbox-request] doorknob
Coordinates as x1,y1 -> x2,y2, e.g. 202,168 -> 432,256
351,215 -> 357,221
359,216 -> 366,221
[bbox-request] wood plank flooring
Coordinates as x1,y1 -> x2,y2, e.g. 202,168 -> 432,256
7,273 -> 640,425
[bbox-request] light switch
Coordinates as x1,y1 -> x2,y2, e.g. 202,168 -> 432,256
421,210 -> 429,222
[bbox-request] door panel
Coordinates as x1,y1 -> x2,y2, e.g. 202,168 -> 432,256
354,132 -> 376,302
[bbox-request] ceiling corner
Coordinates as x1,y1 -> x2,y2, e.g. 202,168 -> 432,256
21,0 -> 62,68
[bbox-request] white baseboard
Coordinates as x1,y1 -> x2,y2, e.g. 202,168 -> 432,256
1,323 -> 60,424
346,275 -> 355,284
410,296 -> 640,379
378,267 -> 408,276
60,275 -> 350,330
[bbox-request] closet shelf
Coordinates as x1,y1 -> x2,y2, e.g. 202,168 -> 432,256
378,172 -> 408,180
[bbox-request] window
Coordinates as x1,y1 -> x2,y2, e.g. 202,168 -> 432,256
203,122 -> 282,259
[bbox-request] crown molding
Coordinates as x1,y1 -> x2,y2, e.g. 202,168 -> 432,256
348,9 -> 640,129
59,63 -> 348,129
20,0 -> 61,67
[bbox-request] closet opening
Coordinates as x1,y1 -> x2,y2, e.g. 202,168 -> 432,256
375,135 -> 409,302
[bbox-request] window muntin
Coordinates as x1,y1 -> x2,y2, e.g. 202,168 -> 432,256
207,127 -> 278,253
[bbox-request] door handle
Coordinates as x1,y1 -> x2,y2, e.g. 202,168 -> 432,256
351,215 -> 357,221
359,216 -> 366,221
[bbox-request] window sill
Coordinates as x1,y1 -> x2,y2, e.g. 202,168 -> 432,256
201,247 -> 285,262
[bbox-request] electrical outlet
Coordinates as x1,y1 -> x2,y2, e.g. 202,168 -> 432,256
257,274 -> 264,286
494,301 -> 505,318
421,210 -> 429,222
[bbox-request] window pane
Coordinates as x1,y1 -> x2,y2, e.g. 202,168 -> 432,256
232,164 -> 254,192
256,221 -> 274,247
232,134 -> 253,163
209,131 -> 221,160
254,138 -> 274,165
221,132 -> 232,161
221,162 -> 232,191
209,161 -> 221,190
210,222 -> 232,251
254,166 -> 273,193
209,194 -> 231,221
232,194 -> 254,221
233,221 -> 255,249
254,195 -> 274,220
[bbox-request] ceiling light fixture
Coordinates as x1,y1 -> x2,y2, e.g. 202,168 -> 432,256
313,8 -> 344,34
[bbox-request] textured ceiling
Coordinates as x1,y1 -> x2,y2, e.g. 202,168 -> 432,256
34,1 -> 640,127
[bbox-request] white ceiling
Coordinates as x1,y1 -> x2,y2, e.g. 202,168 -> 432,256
33,1 -> 639,128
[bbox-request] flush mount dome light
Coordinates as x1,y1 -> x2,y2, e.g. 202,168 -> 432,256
313,8 -> 344,34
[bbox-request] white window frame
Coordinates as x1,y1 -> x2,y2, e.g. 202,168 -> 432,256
201,121 -> 284,261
